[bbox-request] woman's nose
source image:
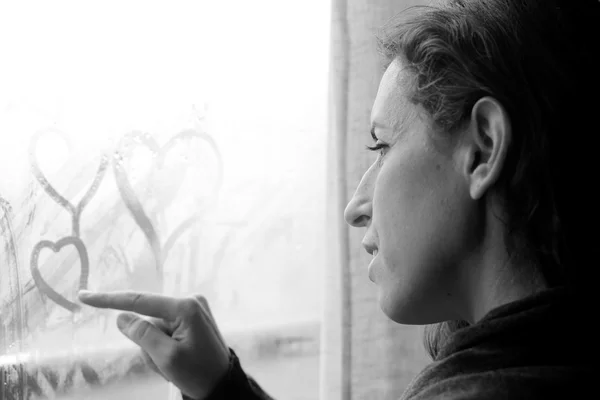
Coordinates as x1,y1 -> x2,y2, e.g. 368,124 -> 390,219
344,190 -> 372,227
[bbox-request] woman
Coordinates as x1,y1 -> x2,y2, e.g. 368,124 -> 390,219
79,0 -> 600,398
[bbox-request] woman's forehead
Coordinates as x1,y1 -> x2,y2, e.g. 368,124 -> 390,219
372,59 -> 418,135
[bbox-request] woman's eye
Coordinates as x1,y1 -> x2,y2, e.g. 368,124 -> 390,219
365,143 -> 389,165
367,142 -> 390,167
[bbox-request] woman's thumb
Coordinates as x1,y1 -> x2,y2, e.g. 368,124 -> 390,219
116,312 -> 171,354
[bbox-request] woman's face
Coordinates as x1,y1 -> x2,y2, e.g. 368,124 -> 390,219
344,59 -> 480,325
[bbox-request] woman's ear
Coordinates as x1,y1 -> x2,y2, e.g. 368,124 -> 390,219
460,97 -> 512,200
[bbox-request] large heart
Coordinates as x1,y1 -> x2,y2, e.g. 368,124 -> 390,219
28,128 -> 109,236
30,237 -> 89,312
112,129 -> 223,281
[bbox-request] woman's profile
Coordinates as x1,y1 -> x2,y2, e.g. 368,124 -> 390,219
79,0 -> 600,398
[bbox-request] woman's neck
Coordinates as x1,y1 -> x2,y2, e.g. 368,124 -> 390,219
461,252 -> 549,324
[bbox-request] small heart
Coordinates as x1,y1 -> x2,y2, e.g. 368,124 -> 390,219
30,237 -> 89,313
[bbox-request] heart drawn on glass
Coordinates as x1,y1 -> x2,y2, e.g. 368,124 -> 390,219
30,237 -> 89,312
28,128 -> 109,236
112,129 -> 223,282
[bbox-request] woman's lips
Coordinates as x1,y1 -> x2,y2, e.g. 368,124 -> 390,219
368,252 -> 378,282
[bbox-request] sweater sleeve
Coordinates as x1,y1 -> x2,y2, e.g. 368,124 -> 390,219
182,348 -> 275,400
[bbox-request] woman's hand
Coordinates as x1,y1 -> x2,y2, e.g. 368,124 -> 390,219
78,290 -> 230,400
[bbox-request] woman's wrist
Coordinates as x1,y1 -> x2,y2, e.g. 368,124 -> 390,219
181,348 -> 237,400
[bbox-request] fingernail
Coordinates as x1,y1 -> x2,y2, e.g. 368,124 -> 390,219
117,313 -> 135,330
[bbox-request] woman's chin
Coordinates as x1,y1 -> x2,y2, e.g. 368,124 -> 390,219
377,289 -> 430,325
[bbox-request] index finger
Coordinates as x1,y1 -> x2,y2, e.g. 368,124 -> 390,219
78,290 -> 179,320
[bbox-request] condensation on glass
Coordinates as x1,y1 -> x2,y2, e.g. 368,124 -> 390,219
0,118 -> 323,399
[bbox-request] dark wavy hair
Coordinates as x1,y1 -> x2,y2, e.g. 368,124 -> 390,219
376,0 -> 600,360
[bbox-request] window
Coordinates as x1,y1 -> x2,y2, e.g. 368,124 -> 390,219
0,1 -> 328,399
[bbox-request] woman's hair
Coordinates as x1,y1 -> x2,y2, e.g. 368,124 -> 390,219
376,0 -> 600,360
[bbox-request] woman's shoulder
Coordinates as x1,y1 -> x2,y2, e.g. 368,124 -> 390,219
400,286 -> 597,399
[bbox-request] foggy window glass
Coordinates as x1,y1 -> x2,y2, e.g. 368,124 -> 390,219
0,2 -> 328,399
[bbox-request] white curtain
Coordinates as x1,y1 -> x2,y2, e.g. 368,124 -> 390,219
322,0 -> 430,399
